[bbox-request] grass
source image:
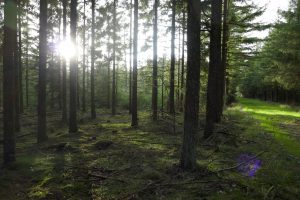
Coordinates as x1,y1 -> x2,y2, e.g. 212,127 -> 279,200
0,100 -> 300,199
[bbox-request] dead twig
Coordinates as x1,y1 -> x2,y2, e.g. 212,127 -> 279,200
215,151 -> 266,173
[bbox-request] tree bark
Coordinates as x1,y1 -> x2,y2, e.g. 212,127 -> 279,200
204,0 -> 222,138
129,0 -> 133,114
38,0 -> 48,142
90,0 -> 96,119
180,10 -> 186,112
82,0 -> 86,112
217,0 -> 229,121
180,0 -> 201,170
18,0 -> 23,114
61,0 -> 67,123
3,0 -> 17,164
169,0 -> 176,115
152,0 -> 158,121
112,0 -> 117,115
69,0 -> 78,132
131,0 -> 138,126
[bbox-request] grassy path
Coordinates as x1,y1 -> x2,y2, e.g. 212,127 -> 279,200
238,98 -> 300,157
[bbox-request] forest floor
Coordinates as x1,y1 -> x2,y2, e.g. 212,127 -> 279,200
0,98 -> 300,200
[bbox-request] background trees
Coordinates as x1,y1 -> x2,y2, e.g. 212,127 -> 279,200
1,0 -> 298,173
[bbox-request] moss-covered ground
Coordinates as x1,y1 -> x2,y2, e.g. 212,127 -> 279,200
0,98 -> 299,199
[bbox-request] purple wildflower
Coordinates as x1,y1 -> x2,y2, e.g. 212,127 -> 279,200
237,153 -> 262,177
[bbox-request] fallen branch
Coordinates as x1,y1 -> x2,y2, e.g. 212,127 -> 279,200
215,151 -> 266,173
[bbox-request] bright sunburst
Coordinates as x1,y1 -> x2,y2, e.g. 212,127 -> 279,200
57,40 -> 77,59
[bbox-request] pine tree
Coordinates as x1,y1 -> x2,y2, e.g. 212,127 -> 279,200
169,0 -> 176,115
3,0 -> 17,164
69,0 -> 78,132
90,0 -> 96,119
152,0 -> 158,121
204,0 -> 222,138
37,0 -> 48,143
131,0 -> 138,127
61,0 -> 67,123
180,0 -> 201,170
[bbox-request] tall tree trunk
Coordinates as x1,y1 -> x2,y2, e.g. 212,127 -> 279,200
131,0 -> 138,126
38,0 -> 48,142
14,2 -> 20,132
177,19 -> 181,109
25,2 -> 29,108
90,0 -> 96,119
62,0 -> 67,122
112,0 -> 117,115
169,0 -> 176,114
152,0 -> 158,121
129,0 -> 133,114
3,0 -> 17,164
57,5 -> 62,110
180,10 -> 186,112
18,0 -> 23,114
82,0 -> 86,112
217,0 -> 229,121
69,0 -> 78,132
204,0 -> 222,138
180,0 -> 201,170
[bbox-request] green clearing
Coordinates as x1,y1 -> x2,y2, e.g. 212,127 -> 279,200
0,99 -> 300,199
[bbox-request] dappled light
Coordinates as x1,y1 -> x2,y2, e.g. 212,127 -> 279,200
1,0 -> 299,199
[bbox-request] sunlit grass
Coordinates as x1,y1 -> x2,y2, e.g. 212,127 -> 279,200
238,98 -> 300,157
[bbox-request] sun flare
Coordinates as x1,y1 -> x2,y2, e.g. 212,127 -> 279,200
57,40 -> 77,59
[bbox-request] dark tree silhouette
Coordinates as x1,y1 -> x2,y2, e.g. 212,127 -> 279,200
152,0 -> 158,121
169,0 -> 176,115
37,0 -> 48,143
3,0 -> 17,164
62,0 -> 68,123
204,0 -> 223,138
90,0 -> 96,119
69,0 -> 78,132
129,0 -> 133,114
82,0 -> 86,112
180,0 -> 201,170
112,0 -> 117,115
131,0 -> 138,126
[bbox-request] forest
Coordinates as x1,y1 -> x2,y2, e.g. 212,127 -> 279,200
0,0 -> 300,199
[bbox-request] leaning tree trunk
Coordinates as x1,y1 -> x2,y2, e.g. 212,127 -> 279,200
3,0 -> 17,164
38,0 -> 48,143
180,0 -> 201,170
169,0 -> 176,115
204,0 -> 222,138
69,0 -> 78,132
62,0 -> 67,122
131,0 -> 138,126
90,0 -> 96,119
152,0 -> 158,121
